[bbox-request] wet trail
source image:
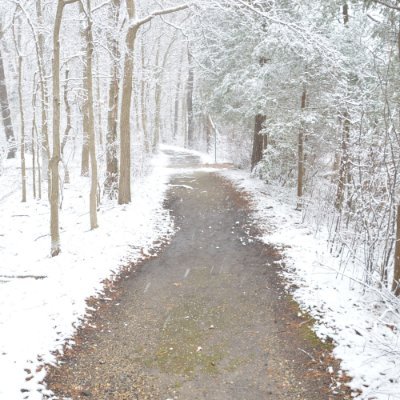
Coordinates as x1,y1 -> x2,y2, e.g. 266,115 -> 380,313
46,150 -> 350,400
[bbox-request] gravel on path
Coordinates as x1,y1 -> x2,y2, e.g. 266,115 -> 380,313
45,150 -> 352,400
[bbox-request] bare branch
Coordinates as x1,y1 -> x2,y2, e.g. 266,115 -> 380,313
372,0 -> 400,11
133,3 -> 190,29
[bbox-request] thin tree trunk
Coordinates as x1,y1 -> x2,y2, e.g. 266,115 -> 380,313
50,0 -> 65,257
118,1 -> 189,204
83,0 -> 98,229
17,53 -> 26,202
335,111 -> 350,210
205,114 -> 212,153
393,205 -> 400,296
80,5 -> 90,178
335,3 -> 351,211
173,50 -> 184,141
12,18 -> 26,202
251,114 -> 266,171
36,0 -> 50,181
61,69 -> 72,184
393,16 -> 400,296
32,83 -> 37,199
153,37 -> 175,152
296,86 -> 307,210
104,0 -> 120,197
118,2 -> 138,205
96,53 -> 103,148
140,37 -> 150,153
0,46 -> 16,159
186,45 -> 194,148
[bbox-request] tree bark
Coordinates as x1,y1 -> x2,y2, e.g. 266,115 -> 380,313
140,37 -> 150,153
0,46 -> 16,159
36,0 -> 50,181
335,111 -> 350,210
393,205 -> 400,296
80,3 -> 89,177
61,69 -> 72,151
118,3 -> 138,205
335,3 -> 351,211
17,54 -> 26,202
153,37 -> 175,152
251,114 -> 266,171
186,46 -> 194,148
173,48 -> 184,141
83,0 -> 99,229
50,0 -> 65,257
296,86 -> 307,210
104,0 -> 121,197
118,1 -> 189,204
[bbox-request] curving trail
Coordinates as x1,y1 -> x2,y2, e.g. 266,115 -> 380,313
46,149 -> 351,400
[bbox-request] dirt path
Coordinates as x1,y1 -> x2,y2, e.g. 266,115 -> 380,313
46,150 -> 351,400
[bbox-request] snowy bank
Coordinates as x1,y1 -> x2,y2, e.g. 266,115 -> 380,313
0,152 -> 174,400
220,169 -> 400,400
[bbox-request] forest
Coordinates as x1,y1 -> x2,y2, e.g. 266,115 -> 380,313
1,0 -> 400,399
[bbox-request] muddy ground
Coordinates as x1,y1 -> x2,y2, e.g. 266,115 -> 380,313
45,151 -> 352,400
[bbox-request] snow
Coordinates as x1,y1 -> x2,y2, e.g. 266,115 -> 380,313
0,151 -> 175,400
220,169 -> 400,400
2,145 -> 400,400
160,144 -> 214,164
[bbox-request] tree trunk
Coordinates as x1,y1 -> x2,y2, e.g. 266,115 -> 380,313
83,0 -> 98,229
0,47 -> 16,159
17,54 -> 26,202
80,4 -> 89,177
335,3 -> 351,210
335,111 -> 350,210
118,0 -> 138,205
173,49 -> 184,141
61,69 -> 72,153
393,205 -> 400,296
205,114 -> 212,153
32,84 -> 37,199
36,0 -> 50,182
96,53 -> 103,148
50,0 -> 65,257
12,17 -> 26,202
118,1 -> 188,204
104,0 -> 121,197
140,37 -> 150,153
186,46 -> 194,148
297,86 -> 307,210
251,114 -> 266,171
61,69 -> 72,183
153,37 -> 175,152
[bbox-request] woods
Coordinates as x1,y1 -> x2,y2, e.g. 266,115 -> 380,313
0,1 -> 399,298
1,1 -> 400,398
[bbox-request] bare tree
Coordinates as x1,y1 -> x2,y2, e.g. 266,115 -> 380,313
118,1 -> 189,205
153,35 -> 175,151
186,44 -> 194,148
12,13 -> 26,202
81,0 -> 99,229
0,29 -> 16,159
104,0 -> 121,197
50,0 -> 79,257
296,85 -> 307,210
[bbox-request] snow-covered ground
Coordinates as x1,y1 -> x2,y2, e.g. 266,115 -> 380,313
0,151 -> 176,400
3,144 -> 399,400
220,169 -> 400,400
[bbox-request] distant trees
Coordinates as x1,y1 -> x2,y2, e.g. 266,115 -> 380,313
189,0 -> 400,296
1,0 -> 398,296
0,0 -> 192,255
0,34 -> 16,159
